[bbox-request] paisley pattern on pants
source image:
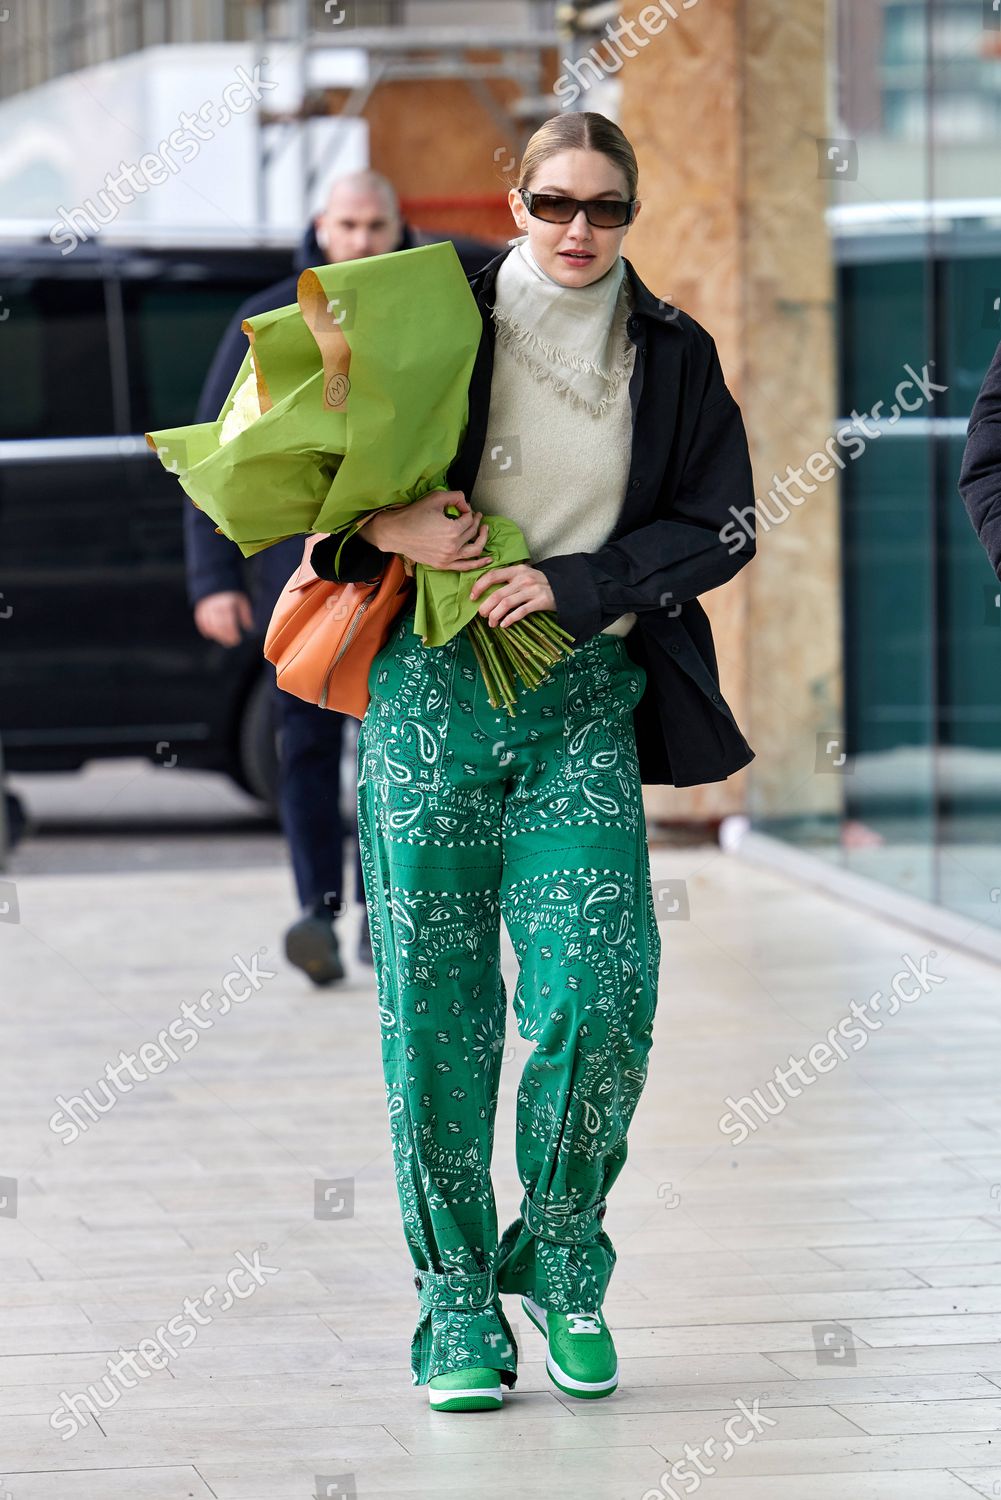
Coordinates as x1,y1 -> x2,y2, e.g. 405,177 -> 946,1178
355,606 -> 662,1388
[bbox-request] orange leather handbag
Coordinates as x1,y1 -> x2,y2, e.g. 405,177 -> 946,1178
264,530 -> 413,720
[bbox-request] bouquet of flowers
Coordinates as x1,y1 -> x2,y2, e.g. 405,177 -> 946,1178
146,240 -> 573,712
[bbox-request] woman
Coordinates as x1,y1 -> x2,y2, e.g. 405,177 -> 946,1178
312,111 -> 756,1413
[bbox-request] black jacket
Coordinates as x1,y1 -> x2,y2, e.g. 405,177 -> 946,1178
183,220 -> 501,626
959,339 -> 1001,578
311,248 -> 757,788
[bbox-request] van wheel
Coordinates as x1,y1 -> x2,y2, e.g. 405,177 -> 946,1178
237,673 -> 279,811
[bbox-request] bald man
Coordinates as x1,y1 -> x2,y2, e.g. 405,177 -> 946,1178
184,172 -> 499,986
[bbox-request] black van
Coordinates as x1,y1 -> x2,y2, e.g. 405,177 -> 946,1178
0,228 -> 296,807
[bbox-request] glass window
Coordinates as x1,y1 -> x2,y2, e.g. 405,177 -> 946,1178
123,283 -> 250,432
118,254 -> 293,432
0,272 -> 116,439
760,0 -> 1001,932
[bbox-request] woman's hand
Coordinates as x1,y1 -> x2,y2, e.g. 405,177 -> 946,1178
360,490 -> 492,571
469,563 -> 557,628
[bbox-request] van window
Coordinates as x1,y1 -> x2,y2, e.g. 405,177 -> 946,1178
123,280 -> 252,433
0,274 -> 116,439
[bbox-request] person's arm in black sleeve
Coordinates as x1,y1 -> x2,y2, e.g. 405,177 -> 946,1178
959,339 -> 1001,580
183,306 -> 255,607
309,527 -> 387,584
183,503 -> 245,607
533,338 -> 756,643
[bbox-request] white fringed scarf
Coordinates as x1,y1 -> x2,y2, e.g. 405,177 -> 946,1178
491,234 -> 634,416
470,236 -> 638,639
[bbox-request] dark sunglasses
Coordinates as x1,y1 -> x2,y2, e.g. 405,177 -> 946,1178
518,188 -> 637,229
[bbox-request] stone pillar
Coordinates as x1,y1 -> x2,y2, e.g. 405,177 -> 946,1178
619,0 -> 843,828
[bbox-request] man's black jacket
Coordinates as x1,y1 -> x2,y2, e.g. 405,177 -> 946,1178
959,339 -> 1001,579
311,247 -> 757,788
183,220 -> 500,626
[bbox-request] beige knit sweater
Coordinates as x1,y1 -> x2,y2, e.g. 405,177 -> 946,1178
468,267 -> 638,639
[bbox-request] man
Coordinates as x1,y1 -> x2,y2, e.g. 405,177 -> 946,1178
959,341 -> 1001,579
186,169 -> 498,986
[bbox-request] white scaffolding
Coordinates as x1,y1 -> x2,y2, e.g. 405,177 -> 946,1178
245,0 -> 605,219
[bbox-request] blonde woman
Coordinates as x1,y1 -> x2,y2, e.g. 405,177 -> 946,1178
312,111 -> 756,1413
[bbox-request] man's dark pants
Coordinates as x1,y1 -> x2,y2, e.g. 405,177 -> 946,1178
237,536 -> 365,920
271,677 -> 366,916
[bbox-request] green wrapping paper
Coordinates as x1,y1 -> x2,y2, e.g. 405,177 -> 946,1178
146,239 -> 575,711
412,513 -> 528,645
150,354 -> 339,556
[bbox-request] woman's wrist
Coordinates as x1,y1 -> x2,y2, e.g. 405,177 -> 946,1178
358,513 -> 389,549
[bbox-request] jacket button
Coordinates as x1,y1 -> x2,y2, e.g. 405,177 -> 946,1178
711,692 -> 720,702
669,643 -> 680,654
626,317 -> 638,333
630,479 -> 640,490
414,1274 -> 422,1290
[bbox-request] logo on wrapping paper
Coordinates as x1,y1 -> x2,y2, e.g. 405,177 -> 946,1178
325,373 -> 351,408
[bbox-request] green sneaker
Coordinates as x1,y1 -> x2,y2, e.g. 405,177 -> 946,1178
428,1365 -> 503,1412
521,1295 -> 619,1399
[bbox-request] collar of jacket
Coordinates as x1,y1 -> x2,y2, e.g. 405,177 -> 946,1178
448,247 -> 684,545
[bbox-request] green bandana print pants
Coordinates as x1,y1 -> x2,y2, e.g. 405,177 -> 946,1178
355,605 -> 662,1390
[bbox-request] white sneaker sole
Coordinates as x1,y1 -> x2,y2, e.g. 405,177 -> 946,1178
522,1295 -> 619,1394
428,1384 -> 503,1409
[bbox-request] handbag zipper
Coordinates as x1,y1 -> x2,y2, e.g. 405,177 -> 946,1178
318,595 -> 371,709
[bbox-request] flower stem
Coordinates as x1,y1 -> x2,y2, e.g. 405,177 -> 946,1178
462,608 -> 575,710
